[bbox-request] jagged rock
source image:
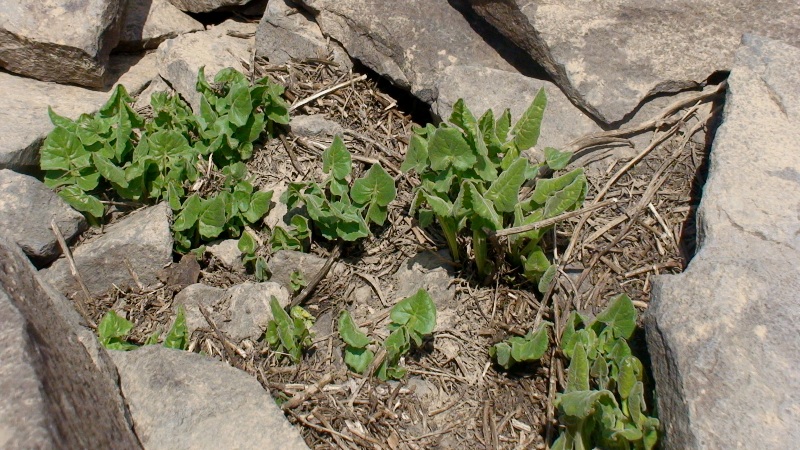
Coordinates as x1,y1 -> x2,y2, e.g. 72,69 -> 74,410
156,20 -> 256,112
119,0 -> 203,51
133,75 -> 174,111
645,35 -> 800,450
41,203 -> 173,297
0,0 -> 125,88
110,346 -> 309,450
0,237 -> 140,449
255,0 -> 351,69
205,239 -> 245,272
0,52 -> 159,172
299,0 -> 526,103
467,0 -> 800,124
267,249 -> 346,292
289,114 -> 344,138
0,169 -> 87,266
173,282 -> 290,342
166,0 -> 254,13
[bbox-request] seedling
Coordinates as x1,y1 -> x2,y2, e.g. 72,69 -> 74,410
269,215 -> 311,252
490,324 -> 550,370
265,296 -> 314,364
97,307 -> 189,351
289,270 -> 308,294
238,229 -> 269,281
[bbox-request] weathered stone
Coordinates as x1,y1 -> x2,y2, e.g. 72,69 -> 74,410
0,237 -> 140,449
133,75 -> 174,111
166,0 -> 254,13
289,114 -> 344,138
0,0 -> 125,88
110,346 -> 308,450
119,0 -> 203,51
41,203 -> 173,297
645,35 -> 800,450
468,0 -> 800,124
205,239 -> 245,272
0,169 -> 86,266
433,65 -> 602,151
173,282 -> 290,341
299,0 -> 525,103
392,251 -> 456,332
267,249 -> 345,292
255,0 -> 351,69
156,20 -> 256,112
0,52 -> 159,173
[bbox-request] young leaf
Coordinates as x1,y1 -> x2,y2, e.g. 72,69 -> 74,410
509,326 -> 549,363
344,346 -> 375,374
322,135 -> 352,180
484,157 -> 528,213
238,230 -> 258,254
244,190 -> 273,224
163,306 -> 188,350
544,147 -> 572,170
495,109 -> 511,142
511,88 -> 547,151
198,196 -> 227,239
350,164 -> 396,225
389,289 -> 437,344
557,390 -> 617,420
594,294 -> 637,340
97,310 -> 138,351
338,310 -> 371,348
461,181 -> 502,230
400,134 -> 428,173
58,185 -> 105,219
92,153 -> 128,187
566,343 -> 590,393
490,342 -> 513,369
448,98 -> 478,137
40,126 -> 91,171
427,127 -> 476,171
269,226 -> 303,252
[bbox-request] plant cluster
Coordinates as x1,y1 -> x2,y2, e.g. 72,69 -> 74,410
238,229 -> 269,281
265,296 -> 315,364
338,289 -> 436,380
40,67 -> 289,253
489,323 -> 550,370
403,91 -> 586,286
98,307 -> 188,351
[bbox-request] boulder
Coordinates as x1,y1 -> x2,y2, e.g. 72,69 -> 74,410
41,203 -> 173,297
118,0 -> 204,51
156,20 -> 256,112
0,237 -> 140,449
166,0 -> 254,13
0,0 -> 125,88
110,346 -> 309,450
467,0 -> 800,125
267,249 -> 346,292
0,52 -> 159,173
0,169 -> 87,266
205,239 -> 245,272
255,0 -> 351,69
646,35 -> 800,449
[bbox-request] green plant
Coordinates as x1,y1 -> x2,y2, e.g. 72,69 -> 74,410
289,270 -> 308,294
98,307 -> 189,351
282,136 -> 396,242
489,324 -> 549,370
265,296 -> 315,364
238,229 -> 269,281
269,215 -> 311,252
402,92 -> 586,285
338,289 -> 436,380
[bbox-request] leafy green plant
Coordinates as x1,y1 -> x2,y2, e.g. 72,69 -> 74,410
289,270 -> 308,294
238,229 -> 269,281
338,289 -> 436,380
269,214 -> 311,253
98,307 -> 189,351
265,296 -> 315,364
489,324 -> 549,370
282,136 -> 396,242
402,92 -> 586,285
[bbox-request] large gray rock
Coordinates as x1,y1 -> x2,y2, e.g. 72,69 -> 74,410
41,203 -> 173,297
166,0 -> 253,13
0,169 -> 86,266
299,0 -> 524,103
646,35 -> 800,450
0,52 -> 159,173
119,0 -> 203,51
0,237 -> 140,449
156,20 -> 256,112
0,0 -> 125,88
110,346 -> 309,450
468,0 -> 800,124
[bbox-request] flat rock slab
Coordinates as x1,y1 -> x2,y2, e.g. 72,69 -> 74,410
166,0 -> 253,13
645,35 -> 800,449
41,203 -> 173,297
0,169 -> 86,266
468,0 -> 800,124
0,237 -> 140,449
0,52 -> 159,172
110,346 -> 309,450
0,0 -> 124,88
119,0 -> 203,51
300,0 -> 523,103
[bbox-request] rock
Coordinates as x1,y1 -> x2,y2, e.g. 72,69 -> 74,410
173,282 -> 290,341
267,249 -> 346,292
119,0 -> 204,51
0,52 -> 159,173
468,0 -> 800,125
133,75 -> 174,111
289,114 -> 344,138
263,182 -> 289,229
0,169 -> 87,266
645,35 -> 800,450
392,251 -> 456,332
41,203 -> 173,297
433,65 -> 602,151
166,0 -> 254,13
205,239 -> 245,272
299,0 -> 525,103
109,346 -> 308,450
156,20 -> 256,112
0,237 -> 140,449
0,0 -> 125,88
255,0 -> 351,69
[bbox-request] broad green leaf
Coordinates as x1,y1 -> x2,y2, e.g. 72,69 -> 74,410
48,107 -> 76,130
163,306 -> 188,350
485,157 -> 528,213
92,153 -> 127,187
243,190 -> 273,223
390,289 -> 437,340
338,310 -> 371,348
198,196 -> 227,238
490,342 -> 513,369
558,390 -> 617,419
537,264 -> 557,293
590,356 -> 610,390
495,109 -> 511,142
268,296 -> 300,362
522,245 -> 550,281
344,346 -> 374,374
543,174 -> 586,218
617,356 -> 638,400
529,168 -> 584,205
269,226 -> 302,252
594,294 -> 637,340
567,343 -> 590,392
228,84 -> 252,127
173,194 -> 202,232
509,326 -> 549,362
58,185 -> 105,219
561,312 -> 587,359
628,381 -> 646,425
422,192 -> 453,218
98,310 -> 134,340
351,164 -> 396,225
462,181 -> 502,230
427,127 -> 475,171
511,88 -> 546,151
544,147 -> 572,170
612,425 -> 643,442
238,230 -> 258,254
448,98 -> 478,137
41,126 -> 91,171
322,136 -> 351,180
400,134 -> 429,173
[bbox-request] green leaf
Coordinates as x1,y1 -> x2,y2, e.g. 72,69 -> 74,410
617,356 -> 638,400
92,153 -> 127,187
163,306 -> 188,350
268,296 -> 301,363
490,342 -> 513,369
595,294 -> 637,340
338,310 -> 371,348
98,310 -> 138,351
537,264 -> 557,293
461,181 -> 502,230
390,289 -> 437,345
58,185 -> 105,219
561,312 -> 587,359
544,147 -> 572,170
344,346 -> 375,374
529,168 -> 584,205
522,245 -> 550,281
509,326 -> 549,362
543,174 -> 586,218
567,343 -> 590,392
48,107 -> 76,130
244,190 -> 273,223
41,126 -> 91,171
484,157 -> 528,213
558,390 -> 617,419
400,134 -> 428,173
198,196 -> 227,239
511,88 -> 546,151
351,164 -> 396,225
238,230 -> 258,254
322,135 -> 352,180
495,109 -> 511,143
448,98 -> 478,137
427,127 -> 476,171
173,194 -> 201,232
228,84 -> 253,127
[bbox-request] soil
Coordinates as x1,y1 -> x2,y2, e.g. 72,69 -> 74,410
77,55 -> 722,449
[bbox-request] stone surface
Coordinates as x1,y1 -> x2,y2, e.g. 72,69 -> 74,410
205,239 -> 244,272
392,251 -> 457,333
110,345 -> 308,450
41,203 -> 173,297
267,249 -> 345,292
0,237 -> 140,449
173,282 -> 290,341
299,0 -> 526,104
289,114 -> 344,138
133,75 -> 174,111
119,0 -> 203,51
0,169 -> 86,266
255,0 -> 351,68
468,0 -> 800,124
0,0 -> 125,88
645,35 -> 800,450
0,52 -> 159,173
166,0 -> 254,13
156,20 -> 256,112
